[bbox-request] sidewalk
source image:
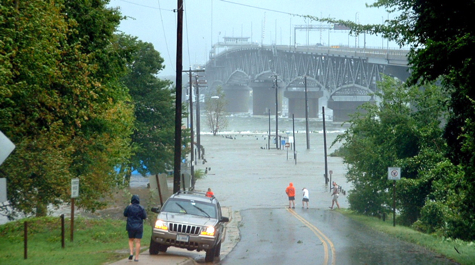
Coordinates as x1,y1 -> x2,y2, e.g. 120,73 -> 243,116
108,207 -> 239,265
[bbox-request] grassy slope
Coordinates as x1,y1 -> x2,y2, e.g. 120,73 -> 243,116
0,216 -> 152,265
338,209 -> 475,265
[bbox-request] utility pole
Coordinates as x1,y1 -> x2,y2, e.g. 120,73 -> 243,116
323,106 -> 328,185
183,68 -> 205,191
275,75 -> 279,149
305,75 -> 310,149
173,0 -> 183,193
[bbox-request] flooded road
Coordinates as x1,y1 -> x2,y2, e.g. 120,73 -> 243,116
192,116 -> 458,265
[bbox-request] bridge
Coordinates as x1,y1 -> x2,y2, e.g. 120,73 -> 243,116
203,37 -> 410,122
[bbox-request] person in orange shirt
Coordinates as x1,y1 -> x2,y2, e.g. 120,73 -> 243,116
206,188 -> 214,197
285,182 -> 296,209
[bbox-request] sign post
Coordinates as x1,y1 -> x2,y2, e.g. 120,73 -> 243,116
71,178 -> 79,241
388,167 -> 401,227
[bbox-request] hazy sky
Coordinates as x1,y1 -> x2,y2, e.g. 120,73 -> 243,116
108,0 -> 396,77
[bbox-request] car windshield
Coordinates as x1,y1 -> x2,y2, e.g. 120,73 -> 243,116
162,198 -> 217,218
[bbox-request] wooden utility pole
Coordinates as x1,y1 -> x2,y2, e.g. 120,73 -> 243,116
305,75 -> 310,149
173,0 -> 184,193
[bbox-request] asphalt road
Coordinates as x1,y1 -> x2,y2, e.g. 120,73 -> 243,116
191,130 -> 459,265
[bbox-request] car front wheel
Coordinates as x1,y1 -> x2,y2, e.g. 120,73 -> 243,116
149,238 -> 159,255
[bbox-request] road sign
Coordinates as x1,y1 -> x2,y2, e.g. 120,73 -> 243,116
285,143 -> 290,148
0,178 -> 6,203
388,167 -> 401,180
0,131 -> 15,166
71,178 -> 79,198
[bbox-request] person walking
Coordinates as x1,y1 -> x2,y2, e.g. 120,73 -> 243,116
302,187 -> 309,209
330,182 -> 340,210
285,182 -> 296,209
124,194 -> 147,262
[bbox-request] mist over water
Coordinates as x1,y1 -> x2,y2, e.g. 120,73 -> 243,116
200,114 -> 348,135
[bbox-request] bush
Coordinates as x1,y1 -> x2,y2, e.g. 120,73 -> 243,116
413,200 -> 448,234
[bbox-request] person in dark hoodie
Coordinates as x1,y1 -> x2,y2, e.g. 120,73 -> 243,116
124,194 -> 147,262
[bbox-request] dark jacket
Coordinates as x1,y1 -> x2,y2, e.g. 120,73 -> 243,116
123,194 -> 147,231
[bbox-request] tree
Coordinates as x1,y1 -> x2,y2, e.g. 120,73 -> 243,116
334,76 -> 447,224
204,86 -> 228,136
308,0 -> 475,240
0,0 -> 134,218
119,34 -> 175,184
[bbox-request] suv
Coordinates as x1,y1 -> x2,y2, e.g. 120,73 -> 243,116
149,191 -> 229,262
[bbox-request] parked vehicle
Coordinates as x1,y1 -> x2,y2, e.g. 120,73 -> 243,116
150,191 -> 229,262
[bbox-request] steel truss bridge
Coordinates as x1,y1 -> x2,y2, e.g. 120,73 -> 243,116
204,44 -> 410,121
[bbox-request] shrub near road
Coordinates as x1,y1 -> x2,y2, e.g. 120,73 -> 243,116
0,216 -> 151,265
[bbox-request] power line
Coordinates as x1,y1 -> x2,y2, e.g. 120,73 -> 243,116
157,0 -> 174,71
219,0 -> 300,17
184,0 -> 191,68
117,0 -> 173,11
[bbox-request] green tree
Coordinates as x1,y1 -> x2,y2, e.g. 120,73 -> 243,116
335,76 -> 447,225
205,86 -> 228,136
308,0 -> 475,240
119,34 -> 175,184
0,0 -> 134,218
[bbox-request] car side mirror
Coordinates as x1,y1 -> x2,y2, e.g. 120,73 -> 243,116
220,216 -> 229,223
151,207 -> 161,213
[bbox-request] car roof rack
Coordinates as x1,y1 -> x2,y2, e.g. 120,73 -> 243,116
174,190 -> 216,201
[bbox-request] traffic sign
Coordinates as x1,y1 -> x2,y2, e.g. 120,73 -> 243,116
285,143 -> 290,148
388,167 -> 401,180
0,131 -> 15,166
71,178 -> 79,198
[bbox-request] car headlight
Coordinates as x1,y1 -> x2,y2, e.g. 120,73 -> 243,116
154,220 -> 168,230
200,226 -> 215,236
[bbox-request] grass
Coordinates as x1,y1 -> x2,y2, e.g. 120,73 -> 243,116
337,209 -> 475,265
0,216 -> 152,265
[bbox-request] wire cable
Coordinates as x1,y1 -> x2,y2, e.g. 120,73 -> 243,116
157,0 -> 175,71
184,0 -> 191,69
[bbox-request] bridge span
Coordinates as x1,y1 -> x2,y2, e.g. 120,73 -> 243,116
203,42 -> 410,122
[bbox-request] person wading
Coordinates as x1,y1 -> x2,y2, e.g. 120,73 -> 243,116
285,182 -> 296,209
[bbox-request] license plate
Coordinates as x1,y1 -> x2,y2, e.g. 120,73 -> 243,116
176,234 -> 189,242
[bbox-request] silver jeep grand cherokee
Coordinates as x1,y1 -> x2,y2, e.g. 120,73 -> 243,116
149,191 -> 229,262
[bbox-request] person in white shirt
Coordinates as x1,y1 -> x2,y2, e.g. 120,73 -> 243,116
302,187 -> 309,209
330,182 -> 340,210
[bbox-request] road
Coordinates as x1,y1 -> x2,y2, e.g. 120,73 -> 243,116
190,126 -> 458,265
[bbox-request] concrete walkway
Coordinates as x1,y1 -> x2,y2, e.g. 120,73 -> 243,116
107,207 -> 240,265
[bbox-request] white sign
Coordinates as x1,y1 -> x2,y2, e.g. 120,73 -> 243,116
0,131 -> 15,166
388,167 -> 401,180
71,178 -> 79,198
0,178 -> 6,203
288,136 -> 294,143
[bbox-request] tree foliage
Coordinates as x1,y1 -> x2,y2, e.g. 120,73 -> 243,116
308,0 -> 475,240
335,76 -> 447,224
0,0 -> 134,218
119,34 -> 175,180
204,86 -> 228,136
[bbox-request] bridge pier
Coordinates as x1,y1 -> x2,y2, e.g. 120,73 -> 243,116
284,91 -> 323,118
223,84 -> 251,113
250,81 -> 283,115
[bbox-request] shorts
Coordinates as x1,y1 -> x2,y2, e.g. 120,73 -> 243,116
302,198 -> 309,202
288,196 -> 295,201
332,194 -> 339,202
128,229 -> 143,239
